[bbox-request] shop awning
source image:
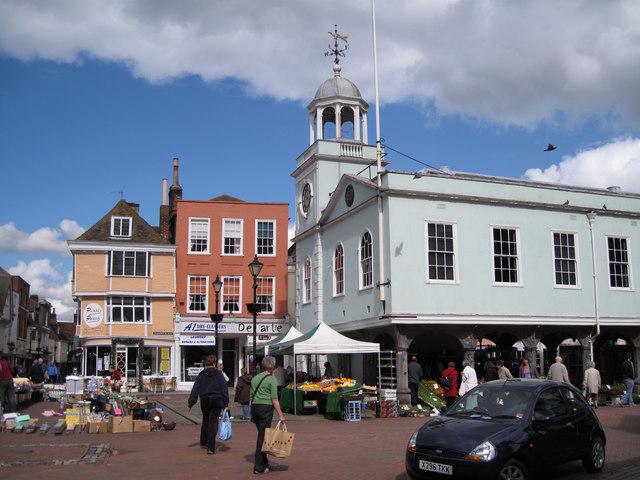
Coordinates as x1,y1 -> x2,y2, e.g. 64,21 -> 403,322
257,326 -> 303,355
268,322 -> 380,356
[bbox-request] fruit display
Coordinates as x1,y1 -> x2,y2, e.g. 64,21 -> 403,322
296,377 -> 357,393
399,403 -> 432,417
418,380 -> 446,411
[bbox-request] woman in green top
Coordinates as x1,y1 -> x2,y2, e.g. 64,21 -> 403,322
251,355 -> 286,474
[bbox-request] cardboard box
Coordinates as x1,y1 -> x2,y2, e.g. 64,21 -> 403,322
88,420 -> 108,434
133,420 -> 151,432
109,415 -> 133,433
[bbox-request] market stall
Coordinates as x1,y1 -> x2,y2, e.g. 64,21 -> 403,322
268,322 -> 380,417
256,325 -> 303,356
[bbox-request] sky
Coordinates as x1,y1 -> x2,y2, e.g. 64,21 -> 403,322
1,0 -> 640,320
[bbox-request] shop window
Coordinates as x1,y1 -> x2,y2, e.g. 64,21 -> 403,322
256,220 -> 276,256
553,232 -> 578,287
108,296 -> 151,322
85,346 -> 112,376
142,347 -> 171,375
607,236 -> 631,289
107,251 -> 149,276
187,275 -> 208,313
222,276 -> 242,313
426,222 -> 456,282
492,227 -> 520,285
111,216 -> 132,237
359,231 -> 373,289
256,277 -> 274,313
222,219 -> 243,255
189,218 -> 210,254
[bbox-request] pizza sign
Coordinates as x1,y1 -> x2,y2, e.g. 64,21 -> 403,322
84,303 -> 103,328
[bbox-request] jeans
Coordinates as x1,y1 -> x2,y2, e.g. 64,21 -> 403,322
242,403 -> 251,419
252,404 -> 274,472
409,383 -> 419,406
0,380 -> 16,413
200,396 -> 224,451
623,378 -> 635,406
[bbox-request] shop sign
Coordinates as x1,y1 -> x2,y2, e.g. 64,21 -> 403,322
179,334 -> 215,346
187,366 -> 204,376
160,348 -> 171,374
152,331 -> 173,336
84,303 -> 103,328
180,321 -> 284,335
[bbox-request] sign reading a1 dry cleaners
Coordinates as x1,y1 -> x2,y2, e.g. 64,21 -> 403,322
180,321 -> 285,335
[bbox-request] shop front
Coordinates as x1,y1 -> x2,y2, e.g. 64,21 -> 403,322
176,318 -> 288,390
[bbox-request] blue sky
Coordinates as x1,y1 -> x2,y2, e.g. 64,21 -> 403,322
1,1 -> 639,319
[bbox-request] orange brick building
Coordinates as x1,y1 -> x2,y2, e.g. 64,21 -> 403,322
173,193 -> 289,388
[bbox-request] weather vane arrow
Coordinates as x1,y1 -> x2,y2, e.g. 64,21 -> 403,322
325,24 -> 349,65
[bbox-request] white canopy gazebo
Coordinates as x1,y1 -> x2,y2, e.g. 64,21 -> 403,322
268,322 -> 380,415
256,325 -> 303,356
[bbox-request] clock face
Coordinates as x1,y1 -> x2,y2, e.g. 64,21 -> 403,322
345,184 -> 354,207
301,182 -> 312,215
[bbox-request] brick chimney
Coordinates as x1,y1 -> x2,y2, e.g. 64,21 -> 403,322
159,178 -> 170,240
168,157 -> 183,244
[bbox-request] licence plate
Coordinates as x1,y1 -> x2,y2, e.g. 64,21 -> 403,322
419,460 -> 453,475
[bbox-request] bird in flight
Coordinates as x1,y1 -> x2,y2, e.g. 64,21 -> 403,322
544,144 -> 557,152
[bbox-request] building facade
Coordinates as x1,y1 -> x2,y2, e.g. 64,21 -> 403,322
294,62 -> 640,402
174,194 -> 289,389
69,200 -> 177,386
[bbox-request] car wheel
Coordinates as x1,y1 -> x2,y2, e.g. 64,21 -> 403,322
582,436 -> 605,473
498,459 -> 528,480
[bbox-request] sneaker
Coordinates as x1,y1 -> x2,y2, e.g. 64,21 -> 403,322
253,467 -> 271,474
207,450 -> 215,455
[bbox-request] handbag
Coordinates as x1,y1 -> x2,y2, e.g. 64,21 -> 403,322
262,421 -> 294,458
218,408 -> 233,441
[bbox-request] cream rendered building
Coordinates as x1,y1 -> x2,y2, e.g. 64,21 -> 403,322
69,200 -> 177,387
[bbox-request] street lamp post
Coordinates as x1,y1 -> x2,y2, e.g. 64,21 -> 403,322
247,255 -> 264,374
210,275 -> 224,359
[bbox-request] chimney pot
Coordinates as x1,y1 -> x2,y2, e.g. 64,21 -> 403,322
162,178 -> 168,206
172,157 -> 180,186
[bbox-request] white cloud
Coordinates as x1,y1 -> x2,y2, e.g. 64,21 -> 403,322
0,1 -> 639,127
0,219 -> 84,254
523,137 -> 640,193
288,222 -> 295,247
9,259 -> 75,321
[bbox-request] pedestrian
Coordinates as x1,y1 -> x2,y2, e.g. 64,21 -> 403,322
621,352 -> 636,407
0,354 -> 16,413
251,355 -> 286,474
408,356 -> 423,406
188,355 -> 229,455
322,361 -> 334,379
582,361 -> 601,408
29,359 -> 45,401
458,360 -> 478,396
234,367 -> 253,420
47,361 -> 58,384
518,357 -> 537,379
548,356 -> 571,383
441,362 -> 458,408
217,360 -> 230,384
483,360 -> 499,382
496,360 -> 513,380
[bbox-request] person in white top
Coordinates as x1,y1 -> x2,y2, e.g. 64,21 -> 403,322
458,360 -> 478,396
217,360 -> 230,383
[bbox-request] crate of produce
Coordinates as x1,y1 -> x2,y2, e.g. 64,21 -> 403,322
344,400 -> 362,422
378,399 -> 397,418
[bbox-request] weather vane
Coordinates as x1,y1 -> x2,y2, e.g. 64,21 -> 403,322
325,24 -> 349,65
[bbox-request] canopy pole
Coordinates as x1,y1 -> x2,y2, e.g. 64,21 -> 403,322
377,352 -> 382,390
293,354 -> 297,416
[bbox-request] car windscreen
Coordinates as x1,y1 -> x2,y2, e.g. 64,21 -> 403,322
448,386 -> 531,419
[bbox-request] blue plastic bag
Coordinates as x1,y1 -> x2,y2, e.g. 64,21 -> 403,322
218,408 -> 233,441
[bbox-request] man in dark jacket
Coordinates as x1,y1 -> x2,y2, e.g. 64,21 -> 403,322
622,352 -> 636,407
234,368 -> 253,419
407,356 -> 423,406
188,355 -> 229,454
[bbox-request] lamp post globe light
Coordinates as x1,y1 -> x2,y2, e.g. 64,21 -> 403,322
247,255 -> 264,374
210,275 -> 224,358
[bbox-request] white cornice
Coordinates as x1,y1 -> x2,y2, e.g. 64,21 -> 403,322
68,241 -> 176,253
74,291 -> 175,298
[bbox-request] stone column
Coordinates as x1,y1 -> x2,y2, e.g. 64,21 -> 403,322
633,336 -> 640,395
362,112 -> 368,144
354,105 -> 361,141
522,333 -> 540,377
309,111 -> 315,145
335,104 -> 342,139
316,107 -> 323,140
458,331 -> 478,369
394,327 -> 411,404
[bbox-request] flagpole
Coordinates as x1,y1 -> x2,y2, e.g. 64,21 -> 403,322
371,0 -> 386,311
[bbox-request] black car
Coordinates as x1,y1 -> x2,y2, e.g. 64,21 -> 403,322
406,379 -> 605,480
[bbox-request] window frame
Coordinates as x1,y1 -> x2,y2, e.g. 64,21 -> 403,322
110,216 -> 132,238
255,276 -> 275,314
255,219 -> 277,257
107,250 -> 150,277
188,217 -> 210,255
606,234 -> 634,291
358,230 -> 374,290
187,275 -> 209,314
550,230 -> 581,289
106,296 -> 152,324
220,275 -> 243,314
425,220 -> 459,284
303,257 -> 312,304
333,243 -> 345,297
221,218 -> 244,256
490,225 -> 523,287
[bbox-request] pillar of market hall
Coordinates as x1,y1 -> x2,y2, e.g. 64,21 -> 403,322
394,327 -> 412,404
578,334 -> 594,373
633,335 -> 640,394
522,332 -> 541,378
458,331 -> 478,371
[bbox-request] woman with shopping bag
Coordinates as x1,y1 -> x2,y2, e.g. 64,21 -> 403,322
251,356 -> 286,474
187,355 -> 229,455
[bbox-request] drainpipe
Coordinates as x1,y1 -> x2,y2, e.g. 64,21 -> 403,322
587,212 -> 600,361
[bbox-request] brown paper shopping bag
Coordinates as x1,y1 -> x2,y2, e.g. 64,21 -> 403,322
262,421 -> 294,458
